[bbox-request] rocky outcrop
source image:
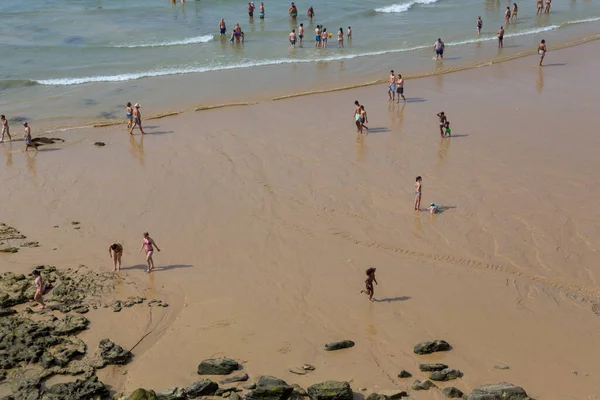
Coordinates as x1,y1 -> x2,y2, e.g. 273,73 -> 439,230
413,340 -> 451,355
419,363 -> 448,372
185,379 -> 219,397
220,373 -> 249,384
367,390 -> 408,400
324,340 -> 355,351
411,380 -> 436,391
442,387 -> 464,398
307,381 -> 353,400
246,376 -> 293,400
156,387 -> 186,399
127,388 -> 159,400
465,383 -> 530,400
197,358 -> 240,375
97,338 -> 133,367
397,370 -> 412,378
430,368 -> 463,381
12,376 -> 109,400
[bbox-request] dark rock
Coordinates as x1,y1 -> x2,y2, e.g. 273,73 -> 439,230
419,363 -> 448,372
94,142 -> 106,147
113,300 -> 122,312
369,390 -> 408,400
20,241 -> 39,248
216,387 -> 242,396
494,365 -> 510,370
185,379 -> 219,397
44,375 -> 110,400
291,384 -> 307,397
303,364 -> 315,371
244,383 -> 257,390
307,381 -> 352,400
0,307 -> 17,317
0,247 -> 18,253
0,371 -> 6,381
246,376 -> 293,400
71,221 -> 80,225
430,368 -> 463,381
413,340 -> 451,355
0,223 -> 27,240
98,338 -> 133,366
156,387 -> 186,400
367,394 -> 386,400
442,387 -> 464,398
397,370 -> 412,378
53,314 -> 89,335
127,388 -> 159,400
71,304 -> 89,314
230,393 -> 242,400
324,340 -> 355,351
465,382 -> 529,400
411,380 -> 436,391
220,373 -> 249,384
197,358 -> 240,375
289,367 -> 307,375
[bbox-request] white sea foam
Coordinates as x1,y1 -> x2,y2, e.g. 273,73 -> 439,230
111,35 -> 214,48
375,0 -> 438,13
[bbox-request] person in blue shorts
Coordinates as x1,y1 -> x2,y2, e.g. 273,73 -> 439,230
315,25 -> 321,47
433,38 -> 444,60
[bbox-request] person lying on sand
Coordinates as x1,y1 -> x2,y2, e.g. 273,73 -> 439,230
429,202 -> 440,214
360,267 -> 378,301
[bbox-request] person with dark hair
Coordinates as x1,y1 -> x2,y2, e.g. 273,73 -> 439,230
109,242 -> 124,271
538,39 -> 547,66
1,115 -> 11,142
353,101 -> 361,132
140,232 -> 160,273
437,111 -> 447,138
359,105 -> 368,134
32,270 -> 46,310
360,267 -> 378,301
125,102 -> 133,129
414,176 -> 423,211
497,26 -> 504,48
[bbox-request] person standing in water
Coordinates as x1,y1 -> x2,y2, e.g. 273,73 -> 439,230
433,38 -> 444,60
536,0 -> 543,14
544,0 -> 551,13
289,2 -> 298,19
476,16 -> 483,35
437,111 -> 447,138
512,3 -> 518,20
360,267 -> 378,302
109,243 -> 123,272
23,122 -> 36,152
359,105 -> 369,134
307,6 -> 315,21
219,18 -> 227,36
32,270 -> 46,310
538,39 -> 547,66
259,2 -> 265,18
129,103 -> 146,135
347,26 -> 352,40
321,28 -> 328,48
497,26 -> 504,48
414,176 -> 422,211
1,115 -> 11,142
289,29 -> 297,47
140,232 -> 160,273
315,25 -> 321,48
396,74 -> 406,103
504,7 -> 511,23
248,2 -> 255,18
337,27 -> 343,48
298,23 -> 304,44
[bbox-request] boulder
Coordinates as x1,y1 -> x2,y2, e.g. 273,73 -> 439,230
53,314 -> 90,335
246,376 -> 293,400
0,307 -> 17,317
442,387 -> 464,398
413,340 -> 451,355
185,379 -> 219,398
324,340 -> 355,351
411,380 -> 436,391
397,370 -> 412,378
127,388 -> 159,400
98,338 -> 133,366
291,384 -> 307,397
244,383 -> 257,390
465,383 -> 529,400
197,358 -> 240,375
44,376 -> 110,400
376,390 -> 409,399
156,387 -> 186,400
419,363 -> 448,372
430,368 -> 463,381
307,381 -> 353,400
230,393 -> 242,400
220,373 -> 249,384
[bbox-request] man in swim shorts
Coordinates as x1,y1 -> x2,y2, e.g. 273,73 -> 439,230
298,23 -> 304,43
289,29 -> 297,48
433,38 -> 444,60
259,2 -> 265,18
315,25 -> 321,48
248,2 -> 255,17
538,39 -> 547,66
388,70 -> 396,101
396,74 -> 406,103
497,26 -> 504,48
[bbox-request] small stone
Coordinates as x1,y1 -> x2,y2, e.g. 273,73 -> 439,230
73,226 -> 81,230
397,370 -> 412,378
230,393 -> 242,400
442,387 -> 464,398
98,338 -> 133,366
572,370 -> 578,376
465,382 -> 529,400
494,365 -> 510,370
94,142 -> 106,146
324,340 -> 355,351
413,340 -> 451,355
160,302 -> 169,307
411,380 -> 436,391
377,390 -> 409,399
223,391 -> 232,398
156,387 -> 185,399
198,358 -> 240,375
289,367 -> 307,375
220,373 -> 249,384
420,363 -> 448,372
20,241 -> 40,248
244,383 -> 257,390
113,301 -> 122,312
186,379 -> 219,397
0,247 -> 19,253
71,221 -> 80,225
307,381 -> 353,400
430,368 -> 462,382
302,364 -> 315,371
71,304 -> 89,314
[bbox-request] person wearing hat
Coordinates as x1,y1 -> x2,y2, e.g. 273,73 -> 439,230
23,122 -> 37,152
429,202 -> 439,214
128,103 -> 146,135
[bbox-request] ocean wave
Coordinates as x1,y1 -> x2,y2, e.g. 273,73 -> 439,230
375,0 -> 438,13
110,35 -> 213,48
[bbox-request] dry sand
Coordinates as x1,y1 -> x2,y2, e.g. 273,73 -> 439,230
1,40 -> 600,399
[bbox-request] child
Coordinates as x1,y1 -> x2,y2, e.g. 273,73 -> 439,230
429,202 -> 439,214
347,26 -> 352,40
1,115 -> 11,142
32,270 -> 46,310
444,120 -> 451,137
360,267 -> 378,301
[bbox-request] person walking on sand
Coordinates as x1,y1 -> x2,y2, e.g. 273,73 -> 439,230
289,29 -> 297,47
360,267 -> 378,302
337,27 -> 344,48
396,74 -> 406,103
125,102 -> 133,129
504,7 -> 511,23
259,2 -> 265,19
298,23 -> 304,44
23,122 -> 37,152
359,105 -> 369,134
538,39 -> 547,66
388,70 -> 396,101
1,115 -> 11,142
437,111 -> 447,138
307,6 -> 315,21
414,176 -> 422,211
433,38 -> 444,60
129,103 -> 146,135
140,232 -> 160,273
32,270 -> 46,310
497,26 -> 504,48
476,16 -> 483,35
512,3 -> 518,20
353,100 -> 361,132
219,18 -> 227,36
109,243 -> 123,272
289,2 -> 298,19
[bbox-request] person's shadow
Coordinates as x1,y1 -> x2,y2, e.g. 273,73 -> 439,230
123,264 -> 193,271
373,296 -> 411,303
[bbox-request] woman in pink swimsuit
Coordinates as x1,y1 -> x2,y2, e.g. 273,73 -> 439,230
140,232 -> 160,273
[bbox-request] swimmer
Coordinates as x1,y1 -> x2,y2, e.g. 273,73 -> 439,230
109,243 -> 123,272
396,74 -> 406,103
388,70 -> 396,101
429,202 -> 439,214
321,27 -> 327,48
248,2 -> 255,18
544,0 -> 551,13
512,3 -> 518,20
536,0 -> 543,14
289,2 -> 298,19
359,105 -> 369,134
337,27 -> 343,48
219,18 -> 227,36
538,39 -> 547,66
289,29 -> 297,47
414,176 -> 422,211
353,100 -> 361,132
315,25 -> 321,48
433,38 -> 444,60
307,6 -> 315,21
360,267 -> 378,302
476,16 -> 483,35
125,102 -> 133,129
347,26 -> 352,40
32,270 -> 46,310
504,7 -> 511,23
1,115 -> 11,142
259,2 -> 265,18
298,23 -> 304,43
140,232 -> 160,273
128,103 -> 146,135
497,26 -> 504,48
436,111 -> 447,138
23,122 -> 37,152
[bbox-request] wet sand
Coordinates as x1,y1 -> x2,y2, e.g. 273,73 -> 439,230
1,40 -> 600,399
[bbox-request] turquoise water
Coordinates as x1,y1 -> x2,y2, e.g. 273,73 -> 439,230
1,0 -> 599,126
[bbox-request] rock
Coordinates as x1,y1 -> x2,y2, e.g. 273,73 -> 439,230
53,314 -> 90,335
0,307 -> 17,317
44,375 -> 110,400
419,363 -> 448,372
291,384 -> 307,397
20,241 -> 40,248
156,387 -> 186,400
494,365 -> 510,370
71,221 -> 80,225
377,390 -> 409,399
465,382 -> 529,400
397,370 -> 412,378
307,381 -> 352,400
216,387 -> 242,396
71,304 -> 90,314
302,364 -> 315,371
98,338 -> 133,366
246,376 -> 293,400
185,379 -> 219,397
230,393 -> 242,400
442,387 -> 464,398
113,300 -> 122,312
127,388 -> 159,400
0,247 -> 19,253
324,340 -> 355,351
244,383 -> 257,390
413,340 -> 451,355
430,368 -> 463,381
289,367 -> 307,375
411,380 -> 436,391
197,358 -> 240,375
0,371 -> 6,381
94,142 -> 106,146
366,394 -> 386,400
220,373 -> 249,384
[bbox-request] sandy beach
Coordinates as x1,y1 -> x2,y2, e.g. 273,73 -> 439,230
1,39 -> 600,399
